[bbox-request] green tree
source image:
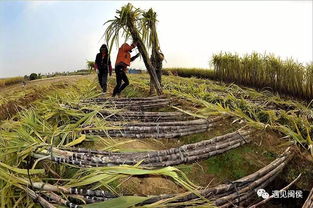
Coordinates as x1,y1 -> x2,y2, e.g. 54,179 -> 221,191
29,73 -> 38,80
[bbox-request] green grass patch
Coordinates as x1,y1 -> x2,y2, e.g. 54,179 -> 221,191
204,146 -> 260,180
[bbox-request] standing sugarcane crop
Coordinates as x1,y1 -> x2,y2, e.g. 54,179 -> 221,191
105,3 -> 163,95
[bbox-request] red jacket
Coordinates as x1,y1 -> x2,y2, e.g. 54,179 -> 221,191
115,43 -> 136,66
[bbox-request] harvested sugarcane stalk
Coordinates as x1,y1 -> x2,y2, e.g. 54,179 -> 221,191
99,98 -> 170,104
66,106 -> 193,122
33,148 -> 292,208
82,126 -> 209,139
31,148 -> 292,207
302,186 -> 313,208
80,100 -> 170,110
33,129 -> 253,167
215,163 -> 287,206
42,192 -> 82,208
63,103 -> 188,122
138,148 -> 293,207
106,101 -> 171,110
48,139 -> 245,167
97,110 -> 190,122
29,182 -> 117,198
81,117 -> 223,139
247,173 -> 302,208
83,95 -> 167,103
107,124 -> 208,134
69,98 -> 171,111
124,116 -> 223,126
82,97 -> 170,105
25,187 -> 56,208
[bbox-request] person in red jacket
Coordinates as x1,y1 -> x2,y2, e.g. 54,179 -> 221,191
112,42 -> 140,97
95,44 -> 112,93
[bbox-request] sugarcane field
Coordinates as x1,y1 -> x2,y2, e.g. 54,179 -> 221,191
0,1 -> 312,208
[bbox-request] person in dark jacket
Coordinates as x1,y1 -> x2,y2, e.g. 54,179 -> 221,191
112,42 -> 140,97
95,44 -> 112,93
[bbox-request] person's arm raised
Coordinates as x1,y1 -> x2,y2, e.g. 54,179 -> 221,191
130,53 -> 140,62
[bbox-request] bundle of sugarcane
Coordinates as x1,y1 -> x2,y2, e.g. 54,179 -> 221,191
82,96 -> 171,110
139,147 -> 294,207
62,104 -> 192,122
95,110 -> 191,122
29,148 -> 293,208
24,183 -> 116,208
32,128 -> 252,167
23,183 -> 123,208
62,102 -> 190,122
83,95 -> 167,103
302,186 -> 313,208
81,117 -> 223,139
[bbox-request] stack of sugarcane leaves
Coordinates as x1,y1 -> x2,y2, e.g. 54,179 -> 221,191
27,148 -> 294,208
32,127 -> 253,167
247,98 -> 313,121
250,99 -> 297,111
81,116 -> 224,139
81,95 -> 171,111
302,186 -> 313,208
186,84 -> 313,123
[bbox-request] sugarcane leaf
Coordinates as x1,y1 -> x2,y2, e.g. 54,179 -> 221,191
0,162 -> 44,175
64,134 -> 86,147
82,196 -> 149,208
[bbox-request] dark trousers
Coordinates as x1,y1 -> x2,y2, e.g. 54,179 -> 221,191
156,69 -> 162,84
113,65 -> 129,96
98,70 -> 108,92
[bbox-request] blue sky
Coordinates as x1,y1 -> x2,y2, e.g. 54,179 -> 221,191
0,1 -> 312,78
0,1 -> 123,77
